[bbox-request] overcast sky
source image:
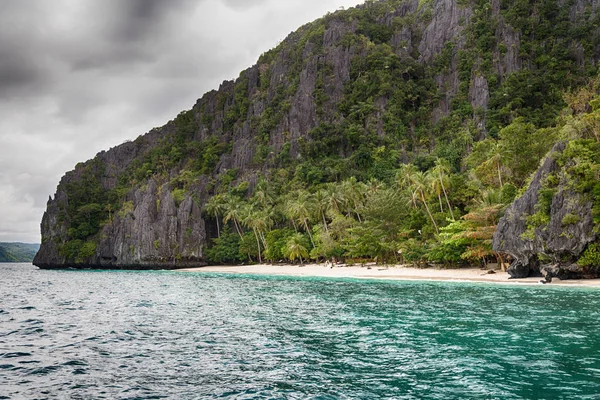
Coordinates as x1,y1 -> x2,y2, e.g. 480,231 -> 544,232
0,0 -> 364,243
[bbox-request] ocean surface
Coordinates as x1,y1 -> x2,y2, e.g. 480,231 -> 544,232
2,263 -> 600,399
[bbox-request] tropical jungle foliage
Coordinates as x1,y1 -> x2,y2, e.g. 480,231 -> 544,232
55,0 -> 600,267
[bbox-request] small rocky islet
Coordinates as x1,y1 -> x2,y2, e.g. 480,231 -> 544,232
34,0 -> 600,279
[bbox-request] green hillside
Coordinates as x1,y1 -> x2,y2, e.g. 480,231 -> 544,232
0,243 -> 40,263
36,0 -> 600,270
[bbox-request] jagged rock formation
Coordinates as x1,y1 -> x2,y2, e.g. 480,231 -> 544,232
34,129 -> 208,269
34,0 -> 600,269
493,142 -> 599,279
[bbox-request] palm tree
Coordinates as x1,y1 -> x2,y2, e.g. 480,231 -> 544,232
407,170 -> 439,235
429,169 -> 445,213
282,193 -> 299,232
313,189 -> 330,232
240,204 -> 264,263
222,195 -> 244,238
475,187 -> 504,208
395,164 -> 419,190
341,177 -> 365,223
431,159 -> 455,221
407,187 -> 420,210
284,190 -> 316,248
285,233 -> 309,264
395,164 -> 419,207
323,183 -> 343,215
365,178 -> 383,197
257,208 -> 274,246
204,194 -> 226,237
253,178 -> 273,209
489,141 -> 504,187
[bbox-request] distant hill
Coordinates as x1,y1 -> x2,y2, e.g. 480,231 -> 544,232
0,243 -> 40,262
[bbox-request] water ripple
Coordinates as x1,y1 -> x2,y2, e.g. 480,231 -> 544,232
2,264 -> 600,398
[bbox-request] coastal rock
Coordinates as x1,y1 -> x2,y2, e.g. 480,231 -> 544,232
493,142 -> 599,279
507,258 -> 540,279
34,0 -> 600,269
35,177 -> 206,270
541,264 -> 587,281
95,180 -> 205,269
493,143 -> 565,274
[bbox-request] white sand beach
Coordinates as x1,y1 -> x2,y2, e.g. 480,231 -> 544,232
178,263 -> 600,287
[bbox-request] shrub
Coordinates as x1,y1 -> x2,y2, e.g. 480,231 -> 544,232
205,227 -> 242,265
172,189 -> 186,206
264,229 -> 295,262
562,213 -> 581,226
579,243 -> 600,268
283,233 -> 310,264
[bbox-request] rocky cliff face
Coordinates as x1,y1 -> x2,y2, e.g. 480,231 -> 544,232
34,124 -> 209,269
493,141 -> 600,279
34,0 -> 600,269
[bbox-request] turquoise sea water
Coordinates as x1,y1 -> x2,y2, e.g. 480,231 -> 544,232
1,263 -> 600,399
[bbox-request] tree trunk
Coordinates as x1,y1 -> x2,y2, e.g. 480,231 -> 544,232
440,181 -> 455,221
259,231 -> 267,249
322,210 -> 329,232
253,228 -> 262,263
304,220 -> 315,248
420,190 -> 439,234
496,158 -> 503,188
353,200 -> 362,223
233,218 -> 243,238
497,253 -> 506,272
332,199 -> 340,214
215,212 -> 221,238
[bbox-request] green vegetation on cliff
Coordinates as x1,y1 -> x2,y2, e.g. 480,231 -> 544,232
199,99 -> 599,266
40,0 -> 600,269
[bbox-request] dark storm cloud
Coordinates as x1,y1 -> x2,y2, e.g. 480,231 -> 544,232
0,54 -> 42,94
111,0 -> 195,39
70,0 -> 196,70
0,0 -> 197,99
0,0 -> 364,242
0,6 -> 51,99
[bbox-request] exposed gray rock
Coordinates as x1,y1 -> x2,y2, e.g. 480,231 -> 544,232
469,74 -> 490,136
33,194 -> 68,268
507,257 -> 541,279
96,180 -> 205,268
490,0 -> 521,78
35,177 -> 206,270
541,263 -> 589,281
494,143 -> 565,266
493,142 -> 599,279
469,75 -> 489,110
34,0 -> 600,270
418,0 -> 472,64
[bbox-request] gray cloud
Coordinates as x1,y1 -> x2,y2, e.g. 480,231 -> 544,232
221,0 -> 269,10
0,55 -> 41,93
0,0 -> 364,243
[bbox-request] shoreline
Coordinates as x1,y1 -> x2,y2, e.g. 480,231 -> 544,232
178,263 -> 600,287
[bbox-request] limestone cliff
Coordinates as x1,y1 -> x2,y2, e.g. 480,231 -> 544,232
493,141 -> 600,279
34,0 -> 600,269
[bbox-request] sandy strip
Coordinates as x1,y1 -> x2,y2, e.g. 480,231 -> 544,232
178,263 -> 600,287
